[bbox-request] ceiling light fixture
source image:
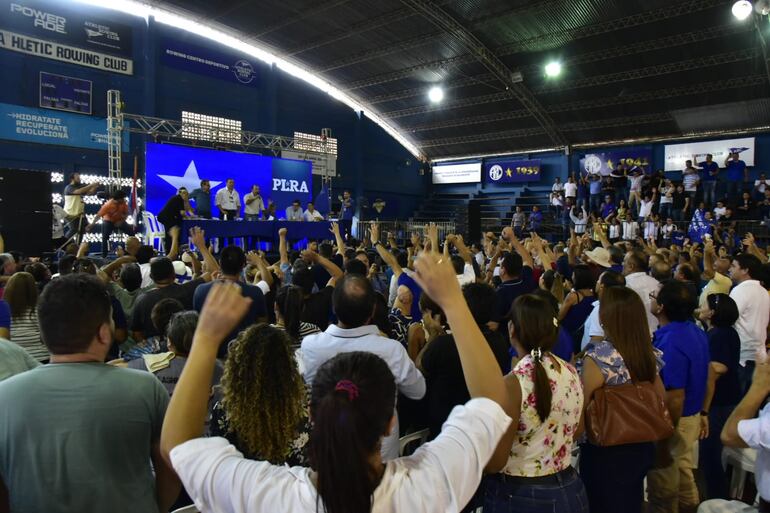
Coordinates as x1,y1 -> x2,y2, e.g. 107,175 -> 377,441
71,0 -> 422,157
545,61 -> 562,78
732,0 -> 754,20
428,86 -> 444,103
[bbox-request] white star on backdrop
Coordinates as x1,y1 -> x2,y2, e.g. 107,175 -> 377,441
158,160 -> 222,192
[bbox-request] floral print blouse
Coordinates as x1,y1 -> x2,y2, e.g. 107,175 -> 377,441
503,354 -> 584,477
578,340 -> 664,386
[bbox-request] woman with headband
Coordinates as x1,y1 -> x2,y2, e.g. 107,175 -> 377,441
160,252 -> 517,513
483,293 -> 587,512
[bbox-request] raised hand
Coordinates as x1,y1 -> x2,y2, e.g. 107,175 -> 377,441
370,221 -> 380,244
329,222 -> 340,236
246,251 -> 260,265
278,227 -> 288,237
412,251 -> 463,310
189,226 -> 206,248
195,282 -> 252,347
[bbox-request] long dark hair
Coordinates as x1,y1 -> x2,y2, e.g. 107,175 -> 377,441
4,272 -> 38,319
310,352 -> 396,513
275,285 -> 304,340
509,294 -> 558,423
599,287 -> 656,382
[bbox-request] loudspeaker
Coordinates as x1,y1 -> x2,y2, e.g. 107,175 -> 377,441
0,168 -> 52,256
468,199 -> 481,243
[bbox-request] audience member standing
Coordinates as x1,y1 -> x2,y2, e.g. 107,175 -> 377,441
623,249 -> 660,335
559,264 -> 596,349
0,274 -> 180,513
483,294 -> 587,512
63,172 -> 100,243
300,274 -> 426,460
647,281 -> 709,513
724,152 -> 748,204
729,253 -> 770,393
695,154 -> 719,207
697,293 -> 742,500
4,272 -> 48,362
564,176 -> 578,203
579,286 -> 664,513
89,190 -> 133,257
588,173 -> 603,213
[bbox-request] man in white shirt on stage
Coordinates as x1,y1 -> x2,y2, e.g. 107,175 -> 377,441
243,185 -> 265,221
303,202 -> 324,222
215,179 -> 241,220
285,200 -> 304,222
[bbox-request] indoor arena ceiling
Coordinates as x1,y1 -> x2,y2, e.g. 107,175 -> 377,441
155,0 -> 770,159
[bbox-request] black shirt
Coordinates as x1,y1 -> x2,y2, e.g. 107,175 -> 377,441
672,190 -> 686,209
157,195 -> 184,227
708,326 -> 741,407
494,266 -> 536,322
421,329 -> 510,438
313,255 -> 344,290
302,285 -> 334,330
130,279 -> 205,338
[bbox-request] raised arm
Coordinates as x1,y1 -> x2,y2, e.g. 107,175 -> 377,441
329,222 -> 345,257
247,250 -> 273,289
161,283 -> 252,459
502,227 -> 534,268
412,252 -> 519,472
722,359 -> 770,448
370,222 -> 403,277
278,227 -> 289,266
302,250 -> 343,282
530,232 -> 553,270
453,234 -> 473,265
189,227 -> 220,273
99,255 -> 137,282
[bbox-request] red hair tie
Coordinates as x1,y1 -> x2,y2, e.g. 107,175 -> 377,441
334,380 -> 359,401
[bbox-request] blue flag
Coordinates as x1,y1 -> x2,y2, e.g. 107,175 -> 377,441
315,183 -> 330,215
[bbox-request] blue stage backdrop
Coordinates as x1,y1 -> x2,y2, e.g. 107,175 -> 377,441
145,143 -> 312,219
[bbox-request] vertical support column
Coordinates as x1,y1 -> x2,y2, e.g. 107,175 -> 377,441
107,90 -> 123,192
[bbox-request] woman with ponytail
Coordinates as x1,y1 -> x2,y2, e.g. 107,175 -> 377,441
274,285 -> 320,348
483,293 -> 587,512
161,253 -> 517,513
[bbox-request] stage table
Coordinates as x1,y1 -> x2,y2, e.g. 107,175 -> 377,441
181,219 -> 334,243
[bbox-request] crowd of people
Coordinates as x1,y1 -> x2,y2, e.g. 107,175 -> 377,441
0,166 -> 769,513
539,156 -> 770,248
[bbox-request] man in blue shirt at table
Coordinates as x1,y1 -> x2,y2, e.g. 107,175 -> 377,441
647,280 -> 709,513
694,154 -> 719,208
724,152 -> 748,205
286,199 -> 304,221
189,180 -> 211,219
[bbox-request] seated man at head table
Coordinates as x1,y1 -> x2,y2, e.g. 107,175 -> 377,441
286,199 -> 304,222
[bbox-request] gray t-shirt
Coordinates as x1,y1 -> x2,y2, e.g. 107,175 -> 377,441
0,338 -> 39,382
128,354 -> 223,397
0,363 -> 169,513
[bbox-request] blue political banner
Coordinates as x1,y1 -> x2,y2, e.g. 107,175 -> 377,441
0,102 -> 127,150
161,38 -> 258,86
145,143 -> 311,219
485,159 -> 541,183
579,147 -> 652,176
39,72 -> 92,114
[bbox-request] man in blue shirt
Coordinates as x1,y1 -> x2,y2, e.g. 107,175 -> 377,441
189,180 -> 212,219
588,173 -> 603,214
528,206 -> 543,231
724,152 -> 748,204
648,280 -> 709,513
601,194 -> 616,220
694,154 -> 719,208
339,190 -> 355,236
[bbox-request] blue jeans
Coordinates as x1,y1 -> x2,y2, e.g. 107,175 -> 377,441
658,203 -> 672,220
702,181 -> 717,207
589,194 -> 602,214
580,442 -> 654,513
101,220 -> 133,257
482,467 -> 589,513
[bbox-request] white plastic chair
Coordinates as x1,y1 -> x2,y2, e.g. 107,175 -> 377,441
399,428 -> 429,456
142,211 -> 165,253
722,446 -> 757,499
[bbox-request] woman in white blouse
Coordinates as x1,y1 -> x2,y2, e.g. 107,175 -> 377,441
161,253 -> 518,513
484,293 -> 588,512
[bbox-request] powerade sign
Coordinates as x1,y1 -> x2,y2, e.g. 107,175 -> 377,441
0,102 -> 128,150
485,159 -> 541,183
145,143 -> 311,219
4,0 -> 132,56
0,0 -> 133,74
161,38 -> 258,86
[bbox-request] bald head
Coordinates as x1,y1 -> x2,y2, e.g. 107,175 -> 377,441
332,274 -> 376,328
